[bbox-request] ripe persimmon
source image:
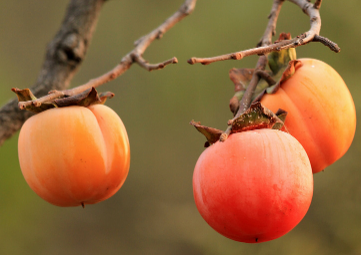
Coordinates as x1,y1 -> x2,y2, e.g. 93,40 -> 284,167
193,129 -> 313,243
261,58 -> 356,173
18,104 -> 130,207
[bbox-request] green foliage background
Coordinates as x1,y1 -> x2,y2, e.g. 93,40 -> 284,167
1,1 -> 360,254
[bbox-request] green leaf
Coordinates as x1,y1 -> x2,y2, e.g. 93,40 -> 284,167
268,33 -> 297,75
229,68 -> 255,92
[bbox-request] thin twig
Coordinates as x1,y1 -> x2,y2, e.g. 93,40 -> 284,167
18,0 -> 197,110
188,0 -> 335,66
255,70 -> 277,86
313,35 -> 340,53
133,55 -> 179,72
261,0 -> 285,46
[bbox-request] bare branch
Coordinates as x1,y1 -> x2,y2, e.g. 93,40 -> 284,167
287,0 -> 321,42
17,0 -> 197,111
255,70 -> 277,86
313,35 -> 340,53
133,55 -> 178,72
235,0 -> 285,116
0,0 -> 105,146
188,0 -> 336,66
261,0 -> 285,46
220,0 -> 284,141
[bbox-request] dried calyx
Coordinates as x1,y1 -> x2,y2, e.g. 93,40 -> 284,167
191,33 -> 302,147
191,102 -> 287,147
12,87 -> 113,113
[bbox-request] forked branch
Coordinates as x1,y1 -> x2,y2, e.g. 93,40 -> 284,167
0,0 -> 197,146
17,0 -> 197,110
220,0 -> 285,141
0,0 -> 105,146
188,0 -> 338,66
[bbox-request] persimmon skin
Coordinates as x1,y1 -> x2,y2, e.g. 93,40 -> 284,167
261,58 -> 356,173
193,130 -> 313,243
18,104 -> 130,207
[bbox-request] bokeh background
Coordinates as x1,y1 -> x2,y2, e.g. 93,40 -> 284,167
1,1 -> 360,254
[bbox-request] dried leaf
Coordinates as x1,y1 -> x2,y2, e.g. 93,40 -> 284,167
274,108 -> 287,123
78,87 -> 101,106
275,32 -> 292,42
229,68 -> 254,92
229,69 -> 272,108
54,87 -> 113,107
98,92 -> 115,104
273,109 -> 288,131
231,102 -> 285,133
11,88 -> 55,113
12,88 -> 37,101
190,120 -> 223,147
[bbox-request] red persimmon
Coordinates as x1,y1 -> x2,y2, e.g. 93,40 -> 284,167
193,129 -> 313,243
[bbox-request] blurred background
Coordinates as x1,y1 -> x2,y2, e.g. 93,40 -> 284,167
1,1 -> 360,254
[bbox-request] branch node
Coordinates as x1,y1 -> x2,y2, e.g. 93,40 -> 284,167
187,58 -> 196,65
313,0 -> 322,10
156,30 -> 165,39
33,101 -> 42,107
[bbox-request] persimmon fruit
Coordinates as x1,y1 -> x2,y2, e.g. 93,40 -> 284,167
193,129 -> 313,243
18,104 -> 130,207
261,58 -> 356,173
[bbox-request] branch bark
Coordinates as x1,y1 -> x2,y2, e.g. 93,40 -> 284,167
0,0 -> 197,146
15,0 -> 197,111
220,0 -> 285,141
187,0 -> 337,66
0,0 -> 105,146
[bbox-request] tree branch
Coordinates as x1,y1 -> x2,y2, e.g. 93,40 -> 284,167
0,0 -> 105,146
220,0 -> 284,141
16,0 -> 197,111
0,0 -> 197,146
187,0 -> 336,66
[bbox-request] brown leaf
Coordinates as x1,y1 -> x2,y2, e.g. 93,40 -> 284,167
228,68 -> 271,113
11,88 -> 55,113
190,120 -> 223,147
231,102 -> 285,133
98,92 -> 115,104
229,68 -> 254,92
54,87 -> 114,107
275,32 -> 292,43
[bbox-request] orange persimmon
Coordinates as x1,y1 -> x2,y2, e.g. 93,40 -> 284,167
18,104 -> 130,207
261,58 -> 356,173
